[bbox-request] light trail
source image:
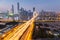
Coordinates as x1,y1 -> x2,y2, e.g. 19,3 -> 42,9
3,23 -> 26,40
10,20 -> 35,40
8,14 -> 38,40
2,13 -> 38,40
20,20 -> 34,40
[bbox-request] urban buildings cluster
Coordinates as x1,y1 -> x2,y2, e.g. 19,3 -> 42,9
0,2 -> 33,20
0,2 -> 60,20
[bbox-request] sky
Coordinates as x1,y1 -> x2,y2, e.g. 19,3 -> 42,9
0,0 -> 60,13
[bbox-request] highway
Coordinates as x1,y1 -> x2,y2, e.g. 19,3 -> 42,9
1,13 -> 38,40
1,12 -> 60,40
20,20 -> 34,40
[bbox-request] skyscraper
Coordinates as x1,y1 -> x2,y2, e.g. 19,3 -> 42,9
10,4 -> 14,20
17,2 -> 20,20
17,2 -> 19,12
33,7 -> 37,17
33,7 -> 35,12
11,5 -> 14,13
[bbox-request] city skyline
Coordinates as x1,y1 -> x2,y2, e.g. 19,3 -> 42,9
0,0 -> 60,13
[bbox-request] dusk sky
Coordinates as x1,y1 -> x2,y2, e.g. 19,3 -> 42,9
0,0 -> 60,13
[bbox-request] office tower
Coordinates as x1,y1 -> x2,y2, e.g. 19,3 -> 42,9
11,5 -> 14,13
33,7 -> 35,12
17,2 -> 20,20
33,7 -> 37,17
17,2 -> 19,12
11,5 -> 14,20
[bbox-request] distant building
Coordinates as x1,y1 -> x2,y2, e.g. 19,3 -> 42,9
33,7 -> 35,17
33,7 -> 39,20
16,2 -> 33,20
37,10 -> 57,20
14,14 -> 19,20
17,2 -> 20,13
0,11 -> 9,19
11,5 -> 14,13
56,13 -> 60,20
28,10 -> 33,20
19,8 -> 28,20
33,7 -> 35,12
18,7 -> 33,20
8,4 -> 15,20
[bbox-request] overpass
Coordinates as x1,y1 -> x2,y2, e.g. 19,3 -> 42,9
0,13 -> 38,40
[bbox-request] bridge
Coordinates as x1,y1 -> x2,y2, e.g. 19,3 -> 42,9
0,12 -> 38,40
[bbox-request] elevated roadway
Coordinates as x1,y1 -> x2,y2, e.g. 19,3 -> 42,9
1,13 -> 38,40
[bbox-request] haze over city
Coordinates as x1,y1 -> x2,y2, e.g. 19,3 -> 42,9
1,0 -> 60,40
0,0 -> 60,13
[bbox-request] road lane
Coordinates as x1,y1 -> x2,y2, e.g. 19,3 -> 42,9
2,13 -> 38,40
20,20 -> 34,40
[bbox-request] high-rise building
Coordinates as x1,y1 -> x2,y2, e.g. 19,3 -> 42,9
28,10 -> 33,20
17,2 -> 20,20
33,7 -> 37,17
0,11 -> 9,19
11,5 -> 14,13
19,8 -> 28,20
33,7 -> 35,12
17,2 -> 19,12
10,4 -> 14,20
